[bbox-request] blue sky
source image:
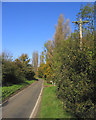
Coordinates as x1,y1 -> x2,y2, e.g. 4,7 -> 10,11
2,2 -> 89,62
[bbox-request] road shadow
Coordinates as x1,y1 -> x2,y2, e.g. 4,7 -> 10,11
34,78 -> 39,81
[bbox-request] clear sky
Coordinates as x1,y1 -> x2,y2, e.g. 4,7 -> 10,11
2,2 -> 90,62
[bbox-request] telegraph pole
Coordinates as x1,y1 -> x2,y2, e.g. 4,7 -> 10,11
72,18 -> 89,50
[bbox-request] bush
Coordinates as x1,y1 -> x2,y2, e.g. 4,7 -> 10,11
54,44 -> 95,118
2,60 -> 25,86
2,52 -> 35,86
24,64 -> 35,80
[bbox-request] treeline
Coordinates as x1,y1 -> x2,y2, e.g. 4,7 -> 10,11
1,53 -> 35,86
38,3 -> 95,118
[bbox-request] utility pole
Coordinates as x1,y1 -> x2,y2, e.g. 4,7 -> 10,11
72,18 -> 89,50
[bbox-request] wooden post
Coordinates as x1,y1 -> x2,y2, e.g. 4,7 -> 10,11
79,18 -> 82,49
72,18 -> 89,50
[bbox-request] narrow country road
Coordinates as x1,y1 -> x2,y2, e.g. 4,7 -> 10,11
2,79 -> 43,118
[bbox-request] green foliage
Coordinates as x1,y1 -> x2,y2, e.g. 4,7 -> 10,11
53,29 -> 94,118
76,3 -> 94,34
19,53 -> 30,64
2,59 -> 25,85
2,52 -> 35,86
24,64 -> 35,80
38,61 -> 52,82
38,63 -> 45,78
38,3 -> 95,118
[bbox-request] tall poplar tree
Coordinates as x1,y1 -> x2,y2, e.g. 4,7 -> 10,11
32,51 -> 38,75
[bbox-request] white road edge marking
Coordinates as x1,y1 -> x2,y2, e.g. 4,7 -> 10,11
29,82 -> 43,119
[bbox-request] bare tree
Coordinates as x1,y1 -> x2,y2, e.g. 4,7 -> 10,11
32,51 -> 38,74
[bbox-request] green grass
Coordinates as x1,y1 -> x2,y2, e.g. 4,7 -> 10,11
2,80 -> 35,101
39,86 -> 76,119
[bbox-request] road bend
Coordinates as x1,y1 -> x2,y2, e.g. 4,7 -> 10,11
2,79 -> 43,118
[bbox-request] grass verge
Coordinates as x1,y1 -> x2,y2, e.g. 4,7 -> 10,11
39,86 -> 76,119
2,79 -> 35,101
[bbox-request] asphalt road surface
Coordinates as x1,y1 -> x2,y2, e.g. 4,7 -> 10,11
2,79 -> 43,118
